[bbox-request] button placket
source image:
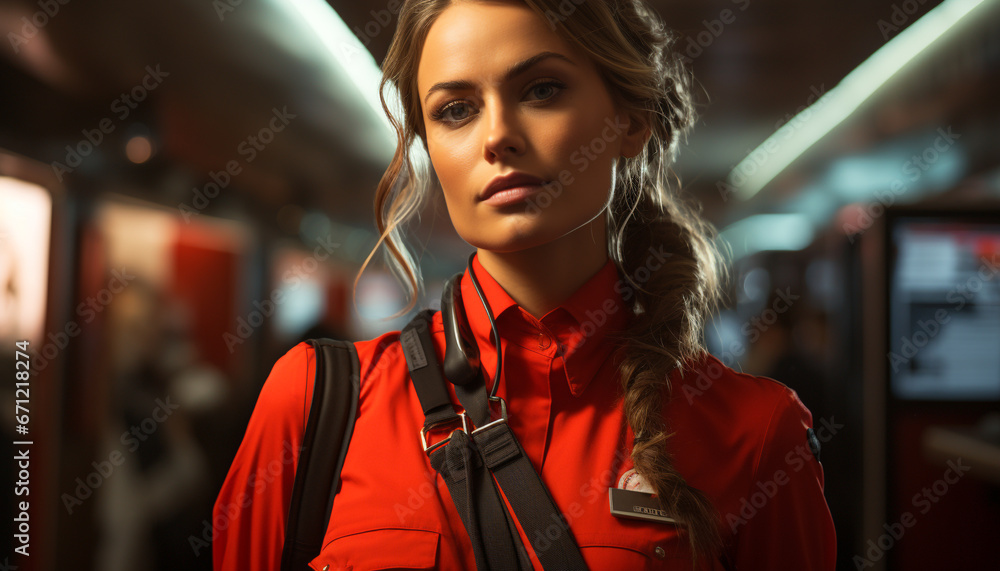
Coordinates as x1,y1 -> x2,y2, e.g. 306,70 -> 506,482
537,331 -> 551,350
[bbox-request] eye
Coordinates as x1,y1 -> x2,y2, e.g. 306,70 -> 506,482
526,80 -> 565,101
430,100 -> 473,123
429,79 -> 567,127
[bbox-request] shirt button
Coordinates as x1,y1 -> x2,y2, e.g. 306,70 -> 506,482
654,546 -> 666,558
537,332 -> 551,349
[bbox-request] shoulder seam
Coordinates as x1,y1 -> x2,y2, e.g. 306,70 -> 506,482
701,354 -> 795,398
713,354 -> 790,388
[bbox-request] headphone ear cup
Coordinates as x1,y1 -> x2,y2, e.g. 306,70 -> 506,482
442,271 -> 481,386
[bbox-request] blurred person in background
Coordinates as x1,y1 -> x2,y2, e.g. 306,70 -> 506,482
744,295 -> 829,417
97,277 -> 225,571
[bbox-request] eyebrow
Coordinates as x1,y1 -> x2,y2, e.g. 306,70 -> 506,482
423,51 -> 576,105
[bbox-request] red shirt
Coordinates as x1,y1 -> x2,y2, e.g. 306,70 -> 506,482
213,253 -> 836,570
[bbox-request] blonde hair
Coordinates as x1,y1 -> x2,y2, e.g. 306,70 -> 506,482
355,0 -> 729,564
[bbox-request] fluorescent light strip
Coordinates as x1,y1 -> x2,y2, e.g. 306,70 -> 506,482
718,213 -> 814,258
284,0 -> 398,136
728,0 -> 990,201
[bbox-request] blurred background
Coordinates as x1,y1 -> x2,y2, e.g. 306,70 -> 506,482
1,0 -> 999,569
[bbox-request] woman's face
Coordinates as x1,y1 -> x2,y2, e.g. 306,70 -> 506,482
417,0 -> 646,254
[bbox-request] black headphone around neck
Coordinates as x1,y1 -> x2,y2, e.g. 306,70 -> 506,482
440,252 -> 503,400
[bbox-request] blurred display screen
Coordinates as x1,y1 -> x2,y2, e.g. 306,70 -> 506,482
0,176 -> 51,344
888,215 -> 1000,400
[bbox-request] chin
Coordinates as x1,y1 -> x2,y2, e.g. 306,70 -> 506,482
461,223 -> 572,255
461,227 -> 547,253
463,235 -> 545,254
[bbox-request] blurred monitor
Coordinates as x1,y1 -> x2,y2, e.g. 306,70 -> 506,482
887,210 -> 1000,401
0,176 -> 52,344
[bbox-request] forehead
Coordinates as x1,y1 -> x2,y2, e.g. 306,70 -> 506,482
417,2 -> 579,97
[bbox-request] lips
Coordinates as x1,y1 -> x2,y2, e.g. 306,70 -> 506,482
480,171 -> 546,201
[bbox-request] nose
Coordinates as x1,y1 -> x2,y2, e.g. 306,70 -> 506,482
482,94 -> 524,163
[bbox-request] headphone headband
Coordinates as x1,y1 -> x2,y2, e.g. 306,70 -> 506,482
441,271 -> 482,386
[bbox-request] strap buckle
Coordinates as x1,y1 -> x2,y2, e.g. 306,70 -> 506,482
420,412 -> 469,453
471,396 -> 508,435
420,397 -> 508,452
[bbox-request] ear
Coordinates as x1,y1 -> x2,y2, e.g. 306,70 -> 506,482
617,110 -> 652,159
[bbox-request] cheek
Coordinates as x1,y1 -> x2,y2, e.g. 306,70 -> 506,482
429,139 -> 477,198
543,116 -> 618,204
547,111 -> 619,174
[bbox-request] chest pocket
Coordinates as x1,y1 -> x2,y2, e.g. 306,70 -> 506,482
309,527 -> 440,571
578,531 -> 710,571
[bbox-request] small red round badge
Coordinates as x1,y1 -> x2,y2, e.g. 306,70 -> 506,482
617,468 -> 655,493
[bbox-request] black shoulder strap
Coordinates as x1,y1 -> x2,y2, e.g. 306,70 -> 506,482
281,339 -> 361,571
401,310 -> 530,570
401,311 -> 587,570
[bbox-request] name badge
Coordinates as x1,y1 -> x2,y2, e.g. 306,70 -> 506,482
608,488 -> 677,524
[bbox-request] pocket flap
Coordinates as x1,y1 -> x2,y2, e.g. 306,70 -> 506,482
311,527 -> 440,571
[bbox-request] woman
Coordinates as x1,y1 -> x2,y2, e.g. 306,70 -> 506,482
213,0 -> 837,569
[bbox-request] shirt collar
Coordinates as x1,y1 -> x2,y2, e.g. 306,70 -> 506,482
459,251 -> 633,397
